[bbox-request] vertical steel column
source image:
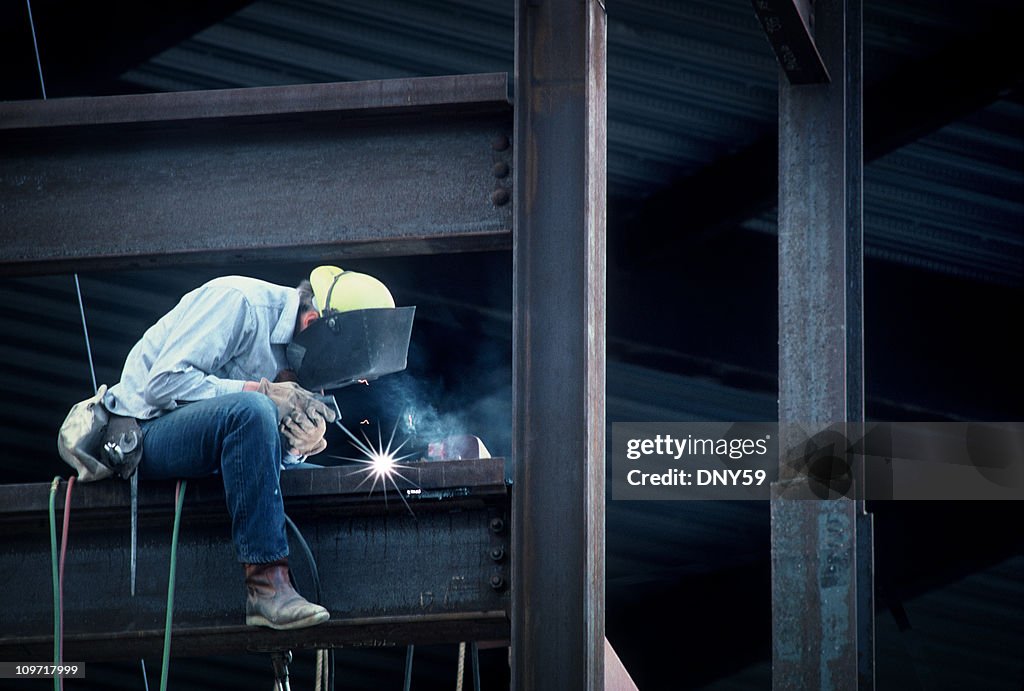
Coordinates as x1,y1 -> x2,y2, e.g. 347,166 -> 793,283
844,3 -> 875,687
773,0 -> 872,689
512,0 -> 607,689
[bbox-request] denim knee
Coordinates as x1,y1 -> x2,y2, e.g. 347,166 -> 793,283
223,391 -> 279,442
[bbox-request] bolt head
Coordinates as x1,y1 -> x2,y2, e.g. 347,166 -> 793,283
491,134 -> 510,151
491,188 -> 510,206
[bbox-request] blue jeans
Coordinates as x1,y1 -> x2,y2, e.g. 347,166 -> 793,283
138,392 -> 288,564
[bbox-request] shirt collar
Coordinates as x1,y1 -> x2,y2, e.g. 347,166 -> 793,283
271,288 -> 300,344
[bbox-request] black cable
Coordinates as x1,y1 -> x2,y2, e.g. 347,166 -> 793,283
284,513 -> 334,691
329,649 -> 335,691
471,642 -> 480,691
284,514 -> 322,602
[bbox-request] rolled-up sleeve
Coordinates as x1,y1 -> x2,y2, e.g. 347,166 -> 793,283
143,288 -> 255,408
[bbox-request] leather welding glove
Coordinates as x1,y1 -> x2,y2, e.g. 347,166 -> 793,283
281,408 -> 328,457
254,378 -> 337,424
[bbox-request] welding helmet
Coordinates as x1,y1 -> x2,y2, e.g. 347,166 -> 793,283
287,266 -> 415,390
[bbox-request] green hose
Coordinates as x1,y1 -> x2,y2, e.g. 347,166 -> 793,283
160,480 -> 187,691
48,477 -> 60,691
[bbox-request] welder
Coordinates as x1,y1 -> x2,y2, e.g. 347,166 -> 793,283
86,265 -> 413,631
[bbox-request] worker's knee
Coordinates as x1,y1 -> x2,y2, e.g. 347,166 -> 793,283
223,391 -> 279,439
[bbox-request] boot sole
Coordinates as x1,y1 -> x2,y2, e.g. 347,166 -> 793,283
246,610 -> 330,631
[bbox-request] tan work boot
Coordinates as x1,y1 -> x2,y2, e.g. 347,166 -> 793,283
244,559 -> 330,630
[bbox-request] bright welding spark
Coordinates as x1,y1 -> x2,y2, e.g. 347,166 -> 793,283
327,418 -> 420,516
358,379 -> 369,386
368,449 -> 396,479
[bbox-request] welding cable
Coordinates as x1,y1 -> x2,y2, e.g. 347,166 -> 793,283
283,513 -> 335,691
48,477 -> 61,691
471,642 -> 481,691
58,477 -> 75,670
283,514 -> 322,602
159,480 -> 187,691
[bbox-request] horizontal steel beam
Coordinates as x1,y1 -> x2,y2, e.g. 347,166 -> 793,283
0,73 -> 513,276
751,0 -> 830,85
0,459 -> 509,661
0,74 -> 512,129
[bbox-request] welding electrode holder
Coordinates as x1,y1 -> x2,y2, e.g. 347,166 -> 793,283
311,394 -> 342,423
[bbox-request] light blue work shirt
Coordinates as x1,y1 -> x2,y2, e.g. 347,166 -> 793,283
105,275 -> 299,421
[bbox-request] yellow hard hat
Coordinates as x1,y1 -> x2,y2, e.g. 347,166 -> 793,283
310,265 -> 395,316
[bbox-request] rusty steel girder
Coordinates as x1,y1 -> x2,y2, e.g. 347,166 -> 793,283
512,0 -> 608,689
773,0 -> 874,689
0,458 -> 509,661
0,73 -> 513,276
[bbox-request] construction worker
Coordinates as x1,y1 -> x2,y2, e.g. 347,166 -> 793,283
96,266 -> 410,630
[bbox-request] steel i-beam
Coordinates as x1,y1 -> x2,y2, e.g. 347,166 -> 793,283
0,73 -> 513,276
512,0 -> 608,689
773,0 -> 874,689
0,459 -> 509,660
752,0 -> 830,85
